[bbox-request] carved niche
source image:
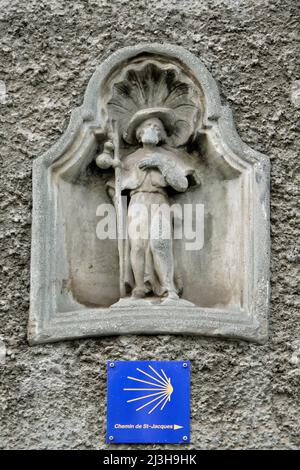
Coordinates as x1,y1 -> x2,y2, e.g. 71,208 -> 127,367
28,44 -> 270,344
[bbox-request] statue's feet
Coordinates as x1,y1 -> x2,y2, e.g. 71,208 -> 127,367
165,290 -> 179,301
131,287 -> 146,299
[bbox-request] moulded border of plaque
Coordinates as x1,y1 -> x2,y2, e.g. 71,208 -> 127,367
28,44 -> 270,345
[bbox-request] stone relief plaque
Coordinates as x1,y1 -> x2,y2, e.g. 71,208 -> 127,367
28,44 -> 270,344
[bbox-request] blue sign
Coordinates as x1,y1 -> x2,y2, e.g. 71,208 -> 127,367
106,360 -> 190,444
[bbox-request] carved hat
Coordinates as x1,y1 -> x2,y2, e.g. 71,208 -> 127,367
107,61 -> 200,147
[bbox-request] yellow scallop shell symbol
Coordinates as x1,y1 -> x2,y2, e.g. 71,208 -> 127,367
123,365 -> 174,414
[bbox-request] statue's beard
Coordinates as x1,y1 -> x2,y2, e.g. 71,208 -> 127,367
141,129 -> 160,145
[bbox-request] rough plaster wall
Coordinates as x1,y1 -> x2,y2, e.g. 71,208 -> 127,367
0,0 -> 299,450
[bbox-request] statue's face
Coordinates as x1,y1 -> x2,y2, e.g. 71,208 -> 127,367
136,118 -> 166,145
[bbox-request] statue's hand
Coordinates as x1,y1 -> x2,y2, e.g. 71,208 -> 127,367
138,156 -> 163,171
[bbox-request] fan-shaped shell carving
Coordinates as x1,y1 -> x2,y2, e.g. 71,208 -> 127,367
106,61 -> 201,147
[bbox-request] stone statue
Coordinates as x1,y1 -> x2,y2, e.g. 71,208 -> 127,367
95,62 -> 200,304
28,44 -> 270,344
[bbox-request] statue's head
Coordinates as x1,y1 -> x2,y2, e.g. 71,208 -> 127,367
136,118 -> 167,146
122,108 -> 176,145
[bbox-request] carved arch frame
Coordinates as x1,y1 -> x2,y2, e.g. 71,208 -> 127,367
29,44 -> 270,344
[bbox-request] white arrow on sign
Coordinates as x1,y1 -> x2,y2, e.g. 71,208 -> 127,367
173,424 -> 183,430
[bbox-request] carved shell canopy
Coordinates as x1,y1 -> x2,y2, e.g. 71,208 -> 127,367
106,61 -> 201,147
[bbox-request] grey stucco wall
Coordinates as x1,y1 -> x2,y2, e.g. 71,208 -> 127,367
0,0 -> 299,449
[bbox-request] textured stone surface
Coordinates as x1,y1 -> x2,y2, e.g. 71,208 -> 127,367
0,0 -> 299,450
